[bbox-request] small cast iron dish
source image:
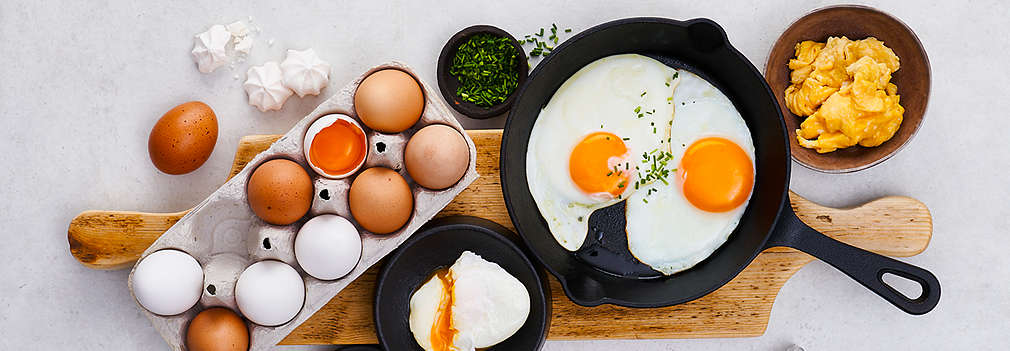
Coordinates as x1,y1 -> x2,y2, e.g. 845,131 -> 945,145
501,17 -> 940,314
437,25 -> 530,119
374,216 -> 550,350
765,5 -> 931,173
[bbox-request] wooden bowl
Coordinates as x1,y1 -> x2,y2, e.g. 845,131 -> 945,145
765,5 -> 930,173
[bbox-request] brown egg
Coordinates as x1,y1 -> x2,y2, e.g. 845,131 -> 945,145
247,159 -> 313,225
148,101 -> 218,175
405,124 -> 470,189
354,69 -> 424,133
186,307 -> 249,351
348,167 -> 413,234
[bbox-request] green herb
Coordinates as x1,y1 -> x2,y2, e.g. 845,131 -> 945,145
449,33 -> 520,107
639,149 -> 674,186
642,198 -> 649,204
634,106 -> 641,113
622,137 -> 630,141
672,72 -> 679,79
640,91 -> 647,97
565,28 -> 572,32
665,82 -> 670,87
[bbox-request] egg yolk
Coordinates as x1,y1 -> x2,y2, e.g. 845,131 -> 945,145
308,119 -> 367,176
430,268 -> 457,351
569,132 -> 631,197
678,137 -> 754,212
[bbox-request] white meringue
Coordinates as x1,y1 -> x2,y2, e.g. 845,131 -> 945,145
191,24 -> 232,73
281,49 -> 331,97
243,62 -> 293,112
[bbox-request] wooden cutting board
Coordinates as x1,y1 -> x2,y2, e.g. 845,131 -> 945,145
67,130 -> 932,343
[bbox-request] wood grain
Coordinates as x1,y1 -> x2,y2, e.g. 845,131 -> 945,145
65,130 -> 932,342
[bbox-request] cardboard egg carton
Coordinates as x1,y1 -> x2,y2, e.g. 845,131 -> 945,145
128,61 -> 479,351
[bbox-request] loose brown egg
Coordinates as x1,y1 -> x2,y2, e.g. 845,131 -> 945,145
348,167 -> 413,234
148,101 -> 218,175
405,124 -> 470,189
247,159 -> 313,225
354,69 -> 424,133
186,307 -> 249,351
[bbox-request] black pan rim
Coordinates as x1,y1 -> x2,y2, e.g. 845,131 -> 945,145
373,215 -> 550,350
501,16 -> 791,308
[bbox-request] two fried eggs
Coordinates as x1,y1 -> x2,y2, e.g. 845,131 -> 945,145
526,54 -> 755,275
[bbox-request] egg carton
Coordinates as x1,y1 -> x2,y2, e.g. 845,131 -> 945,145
128,61 -> 479,351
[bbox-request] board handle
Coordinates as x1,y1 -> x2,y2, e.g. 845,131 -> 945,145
68,209 -> 189,270
765,206 -> 941,315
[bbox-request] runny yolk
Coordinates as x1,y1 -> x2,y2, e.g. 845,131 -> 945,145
678,137 -> 754,212
308,119 -> 367,176
430,268 -> 456,351
569,131 -> 630,197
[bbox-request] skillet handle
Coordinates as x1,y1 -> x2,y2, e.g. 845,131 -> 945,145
765,208 -> 940,315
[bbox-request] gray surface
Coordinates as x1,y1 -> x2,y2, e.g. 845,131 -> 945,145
0,0 -> 1007,350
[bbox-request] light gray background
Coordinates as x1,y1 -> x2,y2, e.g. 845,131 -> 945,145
1,0 -> 1007,350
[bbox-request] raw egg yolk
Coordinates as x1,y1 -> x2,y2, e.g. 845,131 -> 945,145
679,137 -> 754,212
430,268 -> 457,351
569,132 -> 630,197
308,119 -> 367,176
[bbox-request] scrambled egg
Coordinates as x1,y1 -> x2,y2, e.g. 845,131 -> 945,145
784,36 -> 903,153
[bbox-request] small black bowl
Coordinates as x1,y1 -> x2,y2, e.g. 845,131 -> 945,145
437,25 -> 529,119
374,216 -> 549,351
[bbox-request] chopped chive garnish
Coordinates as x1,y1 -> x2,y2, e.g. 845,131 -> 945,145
606,171 -> 613,176
634,106 -> 641,113
641,91 -> 647,97
665,82 -> 670,87
643,198 -> 649,204
449,33 -> 520,107
673,72 -> 679,79
622,137 -> 630,141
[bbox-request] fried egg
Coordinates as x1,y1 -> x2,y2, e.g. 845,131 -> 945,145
625,71 -> 755,275
408,251 -> 530,351
526,54 -> 680,251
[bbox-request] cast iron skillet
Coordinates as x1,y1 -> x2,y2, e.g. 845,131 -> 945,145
374,216 -> 550,350
500,17 -> 940,314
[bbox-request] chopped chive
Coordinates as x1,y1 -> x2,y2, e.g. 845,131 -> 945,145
665,82 -> 670,87
565,28 -> 572,32
634,106 -> 641,113
643,198 -> 649,204
673,72 -> 679,79
641,91 -> 647,97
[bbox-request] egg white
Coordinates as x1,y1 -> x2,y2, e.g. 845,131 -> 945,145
408,251 -> 530,351
526,54 -> 680,251
625,71 -> 755,275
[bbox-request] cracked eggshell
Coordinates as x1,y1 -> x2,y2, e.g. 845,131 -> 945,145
303,114 -> 367,179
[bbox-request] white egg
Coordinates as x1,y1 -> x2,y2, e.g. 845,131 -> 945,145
132,249 -> 204,315
527,54 -> 680,251
235,260 -> 305,326
408,251 -> 530,351
294,214 -> 361,280
625,70 -> 755,275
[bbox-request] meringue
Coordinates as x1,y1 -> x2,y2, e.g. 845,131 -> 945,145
281,49 -> 331,97
191,25 -> 232,73
244,62 -> 293,112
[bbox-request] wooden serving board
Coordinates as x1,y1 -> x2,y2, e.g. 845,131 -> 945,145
67,130 -> 932,343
